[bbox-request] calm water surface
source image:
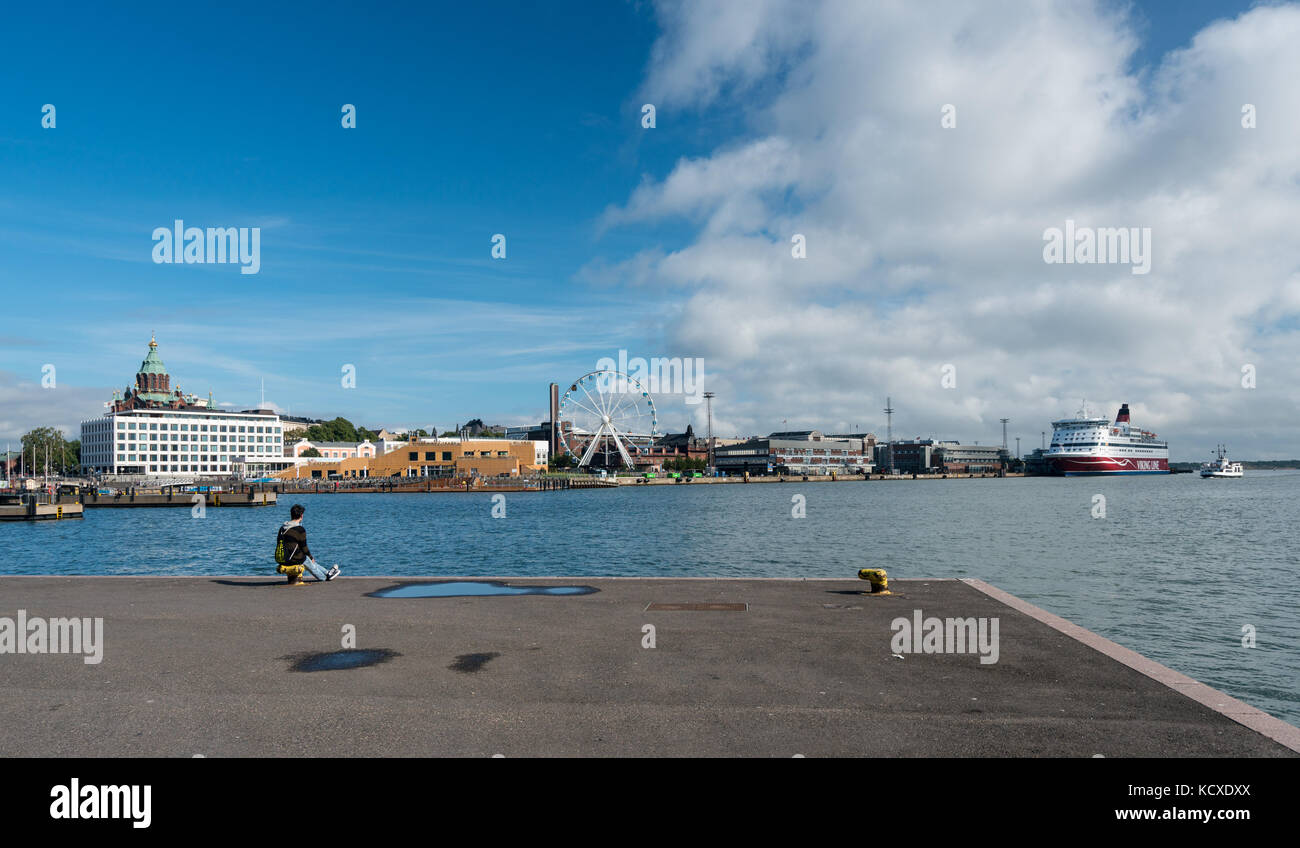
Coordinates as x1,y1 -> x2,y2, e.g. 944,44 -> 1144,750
3,472 -> 1297,723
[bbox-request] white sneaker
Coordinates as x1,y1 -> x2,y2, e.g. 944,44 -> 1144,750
325,565 -> 341,581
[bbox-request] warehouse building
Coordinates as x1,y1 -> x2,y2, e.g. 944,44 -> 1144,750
713,431 -> 873,476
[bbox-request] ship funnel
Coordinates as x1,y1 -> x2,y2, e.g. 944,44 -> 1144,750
1115,403 -> 1130,423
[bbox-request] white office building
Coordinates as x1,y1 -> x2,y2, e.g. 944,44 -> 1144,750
79,337 -> 293,479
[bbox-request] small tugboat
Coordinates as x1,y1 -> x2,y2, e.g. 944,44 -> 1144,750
1200,445 -> 1244,478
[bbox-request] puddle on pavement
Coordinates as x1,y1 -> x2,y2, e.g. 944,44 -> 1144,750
369,581 -> 598,599
449,652 -> 500,673
283,648 -> 400,672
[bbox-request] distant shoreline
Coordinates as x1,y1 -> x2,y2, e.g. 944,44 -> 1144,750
1170,462 -> 1300,471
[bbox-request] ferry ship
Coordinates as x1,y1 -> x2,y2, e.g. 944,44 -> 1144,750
1200,445 -> 1243,478
1046,403 -> 1169,475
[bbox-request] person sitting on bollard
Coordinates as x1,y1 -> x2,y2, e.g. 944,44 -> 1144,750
274,504 -> 339,583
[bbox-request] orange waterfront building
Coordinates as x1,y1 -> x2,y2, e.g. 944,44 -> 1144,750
275,437 -> 547,480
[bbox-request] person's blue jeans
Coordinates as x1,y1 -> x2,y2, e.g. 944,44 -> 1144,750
300,557 -> 328,581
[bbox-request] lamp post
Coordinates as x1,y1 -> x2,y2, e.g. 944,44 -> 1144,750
703,391 -> 716,470
883,397 -> 895,474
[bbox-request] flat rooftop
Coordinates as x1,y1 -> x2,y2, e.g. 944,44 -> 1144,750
0,576 -> 1295,757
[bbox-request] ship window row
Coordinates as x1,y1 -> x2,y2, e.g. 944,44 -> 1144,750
1051,442 -> 1162,449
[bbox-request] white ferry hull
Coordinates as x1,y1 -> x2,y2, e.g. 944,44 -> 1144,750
1046,403 -> 1169,476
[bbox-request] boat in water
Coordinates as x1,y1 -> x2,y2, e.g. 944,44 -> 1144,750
1200,445 -> 1243,478
1046,402 -> 1169,475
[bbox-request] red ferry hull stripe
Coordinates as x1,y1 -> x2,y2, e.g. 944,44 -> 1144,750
1049,457 -> 1169,474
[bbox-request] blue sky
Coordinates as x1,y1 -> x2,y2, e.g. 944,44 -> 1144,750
2,0 -> 1294,458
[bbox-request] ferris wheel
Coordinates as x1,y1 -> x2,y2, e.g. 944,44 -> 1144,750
557,370 -> 658,468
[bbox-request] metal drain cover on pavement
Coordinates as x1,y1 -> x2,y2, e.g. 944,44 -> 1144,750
644,602 -> 748,611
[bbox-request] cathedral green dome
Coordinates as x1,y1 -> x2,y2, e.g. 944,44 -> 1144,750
137,335 -> 168,375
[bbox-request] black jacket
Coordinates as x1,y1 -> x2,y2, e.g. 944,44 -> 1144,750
278,521 -> 311,565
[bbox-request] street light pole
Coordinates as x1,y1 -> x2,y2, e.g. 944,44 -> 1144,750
884,397 -> 895,474
702,392 -> 716,471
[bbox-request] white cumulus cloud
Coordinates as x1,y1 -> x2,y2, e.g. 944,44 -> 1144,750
597,0 -> 1300,457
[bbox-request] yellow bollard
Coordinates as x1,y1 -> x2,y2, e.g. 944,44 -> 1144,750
277,563 -> 306,585
857,568 -> 890,595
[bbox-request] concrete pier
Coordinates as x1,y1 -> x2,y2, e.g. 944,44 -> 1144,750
79,489 -> 276,508
0,576 -> 1294,757
619,472 -> 1025,485
0,500 -> 84,521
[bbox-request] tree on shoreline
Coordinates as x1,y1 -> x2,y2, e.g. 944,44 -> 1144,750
19,427 -> 80,475
302,417 -> 378,444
